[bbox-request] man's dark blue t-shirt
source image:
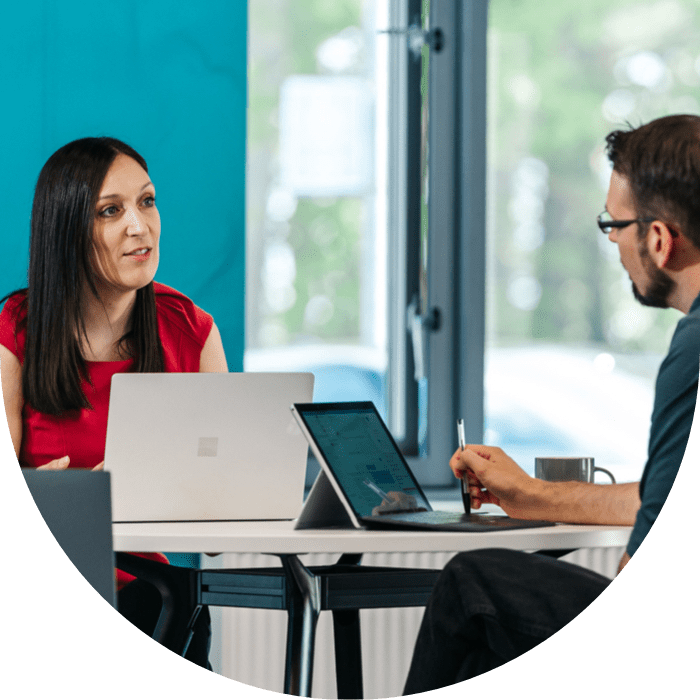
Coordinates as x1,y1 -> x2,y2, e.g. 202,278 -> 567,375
627,292 -> 700,556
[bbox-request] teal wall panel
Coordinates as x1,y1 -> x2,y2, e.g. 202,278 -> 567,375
1,1 -> 247,369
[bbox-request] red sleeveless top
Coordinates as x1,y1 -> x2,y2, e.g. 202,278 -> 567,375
0,282 -> 214,587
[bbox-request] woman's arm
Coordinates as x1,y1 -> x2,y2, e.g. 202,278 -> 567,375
0,344 -> 23,457
199,323 -> 228,373
0,344 -> 72,469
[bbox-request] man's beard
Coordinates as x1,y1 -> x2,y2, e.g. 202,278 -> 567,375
631,242 -> 675,308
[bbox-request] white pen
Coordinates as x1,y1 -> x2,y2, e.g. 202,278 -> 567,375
457,419 -> 470,514
457,419 -> 466,450
363,478 -> 395,503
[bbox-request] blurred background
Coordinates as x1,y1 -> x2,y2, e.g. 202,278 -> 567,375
245,0 -> 700,483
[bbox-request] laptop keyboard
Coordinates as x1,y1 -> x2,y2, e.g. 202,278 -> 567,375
384,510 -> 509,525
362,508 -> 556,531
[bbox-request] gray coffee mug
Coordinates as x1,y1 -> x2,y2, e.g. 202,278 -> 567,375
535,457 -> 616,484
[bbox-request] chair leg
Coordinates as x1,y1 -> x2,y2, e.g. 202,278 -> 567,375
332,609 -> 363,699
149,570 -> 203,659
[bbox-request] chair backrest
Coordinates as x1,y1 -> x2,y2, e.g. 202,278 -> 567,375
22,469 -> 115,606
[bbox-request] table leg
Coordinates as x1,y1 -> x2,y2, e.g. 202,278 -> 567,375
332,609 -> 363,699
280,555 -> 322,697
336,552 -> 363,566
332,552 -> 363,698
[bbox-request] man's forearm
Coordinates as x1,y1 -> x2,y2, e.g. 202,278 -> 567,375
528,480 -> 640,525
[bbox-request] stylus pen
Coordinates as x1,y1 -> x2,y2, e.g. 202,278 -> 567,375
363,479 -> 396,503
457,419 -> 470,514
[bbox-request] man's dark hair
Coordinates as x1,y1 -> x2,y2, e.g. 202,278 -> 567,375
7,136 -> 164,415
605,114 -> 700,249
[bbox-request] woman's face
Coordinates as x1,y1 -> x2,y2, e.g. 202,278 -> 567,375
91,154 -> 160,296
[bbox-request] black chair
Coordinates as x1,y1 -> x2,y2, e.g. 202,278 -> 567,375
115,552 -> 204,658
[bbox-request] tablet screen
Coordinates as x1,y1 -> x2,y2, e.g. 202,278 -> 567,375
294,402 -> 431,518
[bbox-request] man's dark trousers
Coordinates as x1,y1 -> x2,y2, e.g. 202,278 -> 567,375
403,548 -> 611,694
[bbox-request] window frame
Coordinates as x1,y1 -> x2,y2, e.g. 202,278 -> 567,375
403,0 -> 488,486
243,0 -> 488,490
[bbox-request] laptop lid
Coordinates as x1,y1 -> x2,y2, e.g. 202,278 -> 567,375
23,469 -> 116,606
105,372 -> 314,522
291,401 -> 432,528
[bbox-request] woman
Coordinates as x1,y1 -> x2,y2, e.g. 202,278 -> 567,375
0,136 -> 228,668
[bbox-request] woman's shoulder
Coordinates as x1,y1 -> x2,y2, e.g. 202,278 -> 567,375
1,290 -> 28,316
153,281 -> 213,346
153,281 -> 195,307
0,290 -> 28,360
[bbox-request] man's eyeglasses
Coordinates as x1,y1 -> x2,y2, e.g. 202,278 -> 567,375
597,210 -> 654,234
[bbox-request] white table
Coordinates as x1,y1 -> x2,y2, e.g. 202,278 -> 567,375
113,519 -> 631,554
113,521 -> 630,697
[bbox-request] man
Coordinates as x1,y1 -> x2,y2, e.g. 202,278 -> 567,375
403,114 -> 700,694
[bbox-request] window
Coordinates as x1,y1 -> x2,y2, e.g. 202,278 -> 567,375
245,2 -> 392,421
484,0 -> 699,481
246,0 -> 693,491
246,0 -> 445,483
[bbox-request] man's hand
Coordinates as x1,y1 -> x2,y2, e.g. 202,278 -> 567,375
451,444 -> 641,525
451,445 -> 542,519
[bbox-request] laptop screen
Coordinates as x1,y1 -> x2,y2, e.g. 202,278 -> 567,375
293,402 -> 431,518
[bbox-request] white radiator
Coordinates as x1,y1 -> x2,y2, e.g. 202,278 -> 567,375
206,547 -> 623,698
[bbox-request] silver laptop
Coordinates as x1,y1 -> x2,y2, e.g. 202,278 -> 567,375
291,401 -> 554,531
105,372 -> 314,522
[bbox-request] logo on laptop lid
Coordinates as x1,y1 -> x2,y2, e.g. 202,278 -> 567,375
197,437 -> 219,457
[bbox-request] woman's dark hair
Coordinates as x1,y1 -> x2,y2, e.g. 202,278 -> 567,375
12,136 -> 164,415
605,114 -> 700,248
